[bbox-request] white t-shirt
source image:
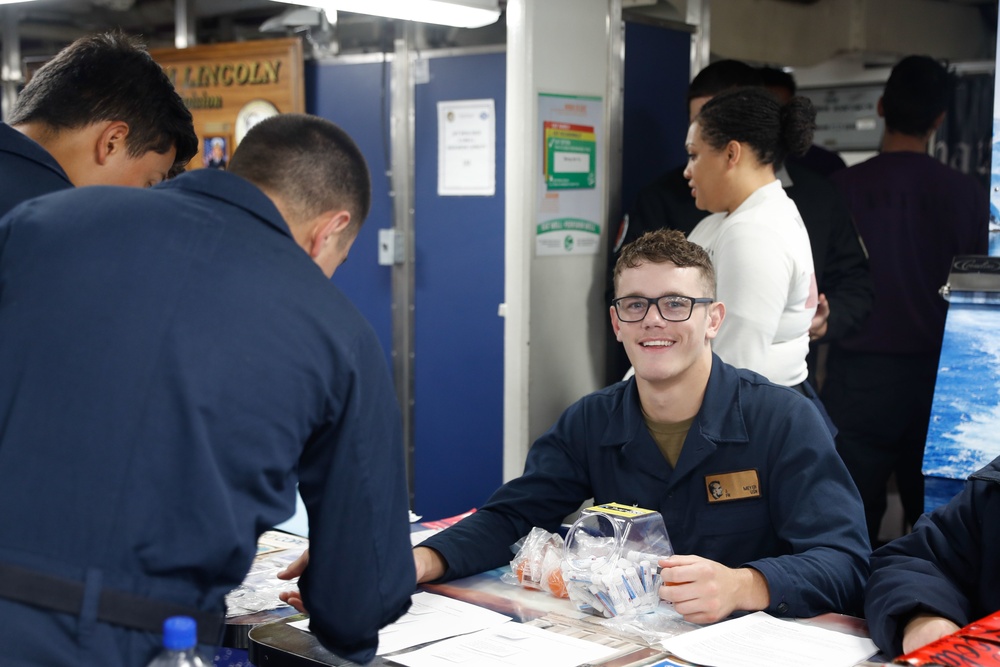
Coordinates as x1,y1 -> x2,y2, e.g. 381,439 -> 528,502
688,179 -> 817,386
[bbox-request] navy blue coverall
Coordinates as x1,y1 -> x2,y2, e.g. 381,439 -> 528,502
422,355 -> 870,619
0,122 -> 73,217
0,169 -> 414,666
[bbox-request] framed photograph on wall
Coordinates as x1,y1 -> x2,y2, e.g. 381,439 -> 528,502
203,135 -> 229,170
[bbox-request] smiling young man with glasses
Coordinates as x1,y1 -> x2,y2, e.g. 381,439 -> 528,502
412,228 -> 871,624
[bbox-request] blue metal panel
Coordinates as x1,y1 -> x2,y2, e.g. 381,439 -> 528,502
412,52 -> 506,519
306,60 -> 395,371
621,22 -> 690,217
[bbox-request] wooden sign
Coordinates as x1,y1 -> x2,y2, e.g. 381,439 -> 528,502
151,38 -> 305,171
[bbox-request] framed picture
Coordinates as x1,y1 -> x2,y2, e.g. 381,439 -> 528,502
203,135 -> 229,170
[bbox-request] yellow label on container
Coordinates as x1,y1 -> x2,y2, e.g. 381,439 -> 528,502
587,502 -> 655,518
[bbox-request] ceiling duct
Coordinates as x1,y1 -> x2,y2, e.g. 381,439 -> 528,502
260,5 -> 337,57
635,0 -> 994,67
710,0 -> 993,67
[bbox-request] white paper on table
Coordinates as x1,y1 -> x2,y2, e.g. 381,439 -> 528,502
287,592 -> 512,656
659,611 -> 878,667
409,528 -> 439,546
389,621 -> 621,667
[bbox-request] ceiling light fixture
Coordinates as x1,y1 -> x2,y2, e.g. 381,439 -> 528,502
269,0 -> 501,29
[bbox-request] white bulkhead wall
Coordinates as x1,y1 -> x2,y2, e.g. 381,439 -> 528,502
503,0 -> 618,480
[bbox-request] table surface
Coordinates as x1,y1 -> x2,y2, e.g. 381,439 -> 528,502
246,566 -> 889,667
223,530 -> 310,649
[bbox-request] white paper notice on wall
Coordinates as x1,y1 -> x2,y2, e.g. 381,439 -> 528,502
437,99 -> 496,197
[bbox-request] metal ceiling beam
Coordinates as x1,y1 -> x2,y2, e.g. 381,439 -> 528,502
1,7 -> 22,122
687,0 -> 710,80
175,0 -> 195,48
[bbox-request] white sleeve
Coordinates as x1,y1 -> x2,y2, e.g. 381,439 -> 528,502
710,223 -> 793,375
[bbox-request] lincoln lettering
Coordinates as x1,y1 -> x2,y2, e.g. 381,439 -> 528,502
165,61 -> 282,88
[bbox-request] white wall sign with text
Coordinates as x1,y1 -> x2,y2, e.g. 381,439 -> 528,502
437,98 -> 496,197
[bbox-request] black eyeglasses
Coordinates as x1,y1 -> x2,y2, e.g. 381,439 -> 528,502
612,295 -> 714,323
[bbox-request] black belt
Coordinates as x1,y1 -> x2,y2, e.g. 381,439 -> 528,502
0,562 -> 224,645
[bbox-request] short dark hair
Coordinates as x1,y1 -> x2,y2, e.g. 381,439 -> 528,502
882,55 -> 951,136
696,86 -> 815,169
688,60 -> 763,105
614,229 -> 716,298
757,66 -> 796,96
8,31 -> 197,171
228,114 -> 372,234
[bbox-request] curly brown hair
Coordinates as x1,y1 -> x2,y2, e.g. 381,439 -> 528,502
613,229 -> 716,298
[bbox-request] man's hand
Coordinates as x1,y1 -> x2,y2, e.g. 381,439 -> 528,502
657,555 -> 770,624
414,546 -> 447,583
809,293 -> 830,341
276,549 -> 309,613
276,546 -> 438,613
902,613 -> 961,654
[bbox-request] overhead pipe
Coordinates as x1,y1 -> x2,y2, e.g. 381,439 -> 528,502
1,6 -> 21,121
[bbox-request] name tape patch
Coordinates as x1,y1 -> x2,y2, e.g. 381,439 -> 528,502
705,469 -> 761,503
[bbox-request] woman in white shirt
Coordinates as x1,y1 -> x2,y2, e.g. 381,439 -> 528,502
685,86 -> 818,390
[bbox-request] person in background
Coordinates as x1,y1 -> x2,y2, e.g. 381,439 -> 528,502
865,455 -> 1000,657
685,87 -> 819,407
615,60 -> 762,244
823,55 -> 989,546
0,114 -> 414,666
410,229 -> 869,623
605,61 -> 762,383
0,30 -> 197,216
611,61 -> 871,390
758,65 -> 847,178
757,64 -> 871,390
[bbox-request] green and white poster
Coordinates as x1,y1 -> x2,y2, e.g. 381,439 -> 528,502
543,121 -> 596,190
536,93 -> 603,256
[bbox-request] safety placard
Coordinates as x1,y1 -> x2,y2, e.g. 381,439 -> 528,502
536,93 -> 603,256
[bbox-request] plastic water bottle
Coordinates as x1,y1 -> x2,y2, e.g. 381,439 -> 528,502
145,616 -> 210,667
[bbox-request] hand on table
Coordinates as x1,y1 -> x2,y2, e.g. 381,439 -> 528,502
902,613 -> 961,654
657,554 -> 769,624
414,546 -> 446,583
275,546 -> 435,613
276,549 -> 309,613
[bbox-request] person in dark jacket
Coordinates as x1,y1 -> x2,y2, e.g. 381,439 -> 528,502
824,56 -> 989,545
415,229 -> 870,622
0,114 -> 413,666
865,455 -> 1000,657
758,65 -> 847,178
0,31 -> 196,217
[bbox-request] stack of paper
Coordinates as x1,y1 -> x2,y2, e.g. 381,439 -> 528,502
376,592 -> 513,655
290,591 -> 625,666
389,621 -> 621,667
659,612 -> 878,667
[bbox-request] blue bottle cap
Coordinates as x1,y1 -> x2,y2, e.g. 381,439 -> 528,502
163,615 -> 197,651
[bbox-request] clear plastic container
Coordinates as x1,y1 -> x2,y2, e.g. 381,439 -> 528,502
561,503 -> 673,617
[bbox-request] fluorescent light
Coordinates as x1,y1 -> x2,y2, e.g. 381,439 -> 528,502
0,0 -> 41,4
270,0 -> 501,29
